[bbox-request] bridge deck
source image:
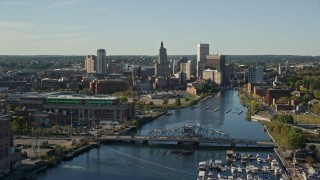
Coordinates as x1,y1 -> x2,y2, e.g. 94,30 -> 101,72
100,135 -> 275,146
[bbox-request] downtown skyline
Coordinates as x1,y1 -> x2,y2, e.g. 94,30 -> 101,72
0,0 -> 320,56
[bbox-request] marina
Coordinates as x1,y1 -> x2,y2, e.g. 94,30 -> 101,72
197,151 -> 286,180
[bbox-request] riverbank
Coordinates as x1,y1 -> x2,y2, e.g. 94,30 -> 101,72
7,137 -> 100,179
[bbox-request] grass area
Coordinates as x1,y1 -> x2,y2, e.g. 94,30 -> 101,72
256,110 -> 273,119
293,114 -> 320,124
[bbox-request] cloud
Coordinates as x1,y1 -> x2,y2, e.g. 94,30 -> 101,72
45,0 -> 82,9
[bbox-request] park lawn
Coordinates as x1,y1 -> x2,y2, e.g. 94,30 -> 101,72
256,110 -> 273,119
293,114 -> 320,124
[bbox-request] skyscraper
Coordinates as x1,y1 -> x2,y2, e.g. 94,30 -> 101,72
197,43 -> 209,78
97,49 -> 107,75
155,41 -> 169,77
84,55 -> 96,73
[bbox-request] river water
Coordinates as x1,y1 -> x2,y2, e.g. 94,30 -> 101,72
38,90 -> 279,180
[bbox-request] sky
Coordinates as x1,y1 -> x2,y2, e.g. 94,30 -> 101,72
0,0 -> 319,56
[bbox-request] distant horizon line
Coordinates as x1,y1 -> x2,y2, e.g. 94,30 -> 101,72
0,54 -> 319,57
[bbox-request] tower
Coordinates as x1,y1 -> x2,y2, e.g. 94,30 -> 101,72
278,63 -> 282,75
197,43 -> 209,78
97,49 -> 107,75
155,41 -> 169,77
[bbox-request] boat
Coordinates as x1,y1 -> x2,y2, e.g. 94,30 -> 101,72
237,167 -> 242,173
267,154 -> 273,161
274,166 -> 282,176
240,154 -> 248,163
271,159 -> 279,169
226,150 -> 234,162
202,106 -> 210,110
252,166 -> 259,174
262,165 -> 270,173
166,112 -> 173,116
247,174 -> 253,180
191,105 -> 199,109
257,157 -> 266,163
214,107 -> 220,112
225,109 -> 232,113
198,161 -> 207,171
231,166 -> 237,174
246,166 -> 252,173
238,110 -> 243,115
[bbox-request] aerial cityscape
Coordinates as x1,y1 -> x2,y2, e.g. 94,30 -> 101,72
0,0 -> 320,180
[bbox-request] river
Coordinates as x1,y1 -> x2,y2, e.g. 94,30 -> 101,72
38,90 -> 279,180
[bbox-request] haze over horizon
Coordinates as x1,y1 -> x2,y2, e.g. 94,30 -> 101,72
0,0 -> 319,56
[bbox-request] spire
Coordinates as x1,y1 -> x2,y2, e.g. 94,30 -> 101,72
161,41 -> 163,48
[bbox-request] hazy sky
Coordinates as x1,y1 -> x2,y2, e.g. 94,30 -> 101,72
0,0 -> 319,56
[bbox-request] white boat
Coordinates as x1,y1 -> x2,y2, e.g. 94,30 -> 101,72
262,165 -> 270,173
274,166 -> 282,176
267,154 -> 273,161
252,166 -> 259,174
241,154 -> 248,163
257,157 -> 266,163
231,166 -> 237,174
246,166 -> 252,173
198,161 -> 206,170
271,159 -> 279,169
247,174 -> 253,180
237,167 -> 242,173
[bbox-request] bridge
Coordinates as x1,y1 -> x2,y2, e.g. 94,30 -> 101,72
100,125 -> 275,147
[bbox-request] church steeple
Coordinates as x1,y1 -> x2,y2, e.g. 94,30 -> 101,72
161,41 -> 163,48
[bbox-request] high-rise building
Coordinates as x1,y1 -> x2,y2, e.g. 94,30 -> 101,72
197,43 -> 209,78
97,49 -> 107,75
180,60 -> 192,80
206,54 -> 225,72
155,41 -> 169,77
247,66 -> 264,83
0,115 -> 21,173
107,61 -> 123,75
84,55 -> 96,73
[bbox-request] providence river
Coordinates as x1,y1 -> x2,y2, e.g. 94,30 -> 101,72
38,90 -> 276,180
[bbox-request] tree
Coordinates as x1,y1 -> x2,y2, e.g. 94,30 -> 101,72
287,128 -> 306,150
119,96 -> 128,103
302,93 -> 313,103
314,90 -> 320,99
306,156 -> 314,165
309,144 -> 317,151
250,100 -> 259,113
11,116 -> 27,133
162,97 -> 168,106
174,97 -> 181,107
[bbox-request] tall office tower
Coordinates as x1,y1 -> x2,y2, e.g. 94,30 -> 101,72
197,43 -> 209,78
247,65 -> 264,83
97,49 -> 107,75
84,55 -> 97,73
155,41 -> 169,77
